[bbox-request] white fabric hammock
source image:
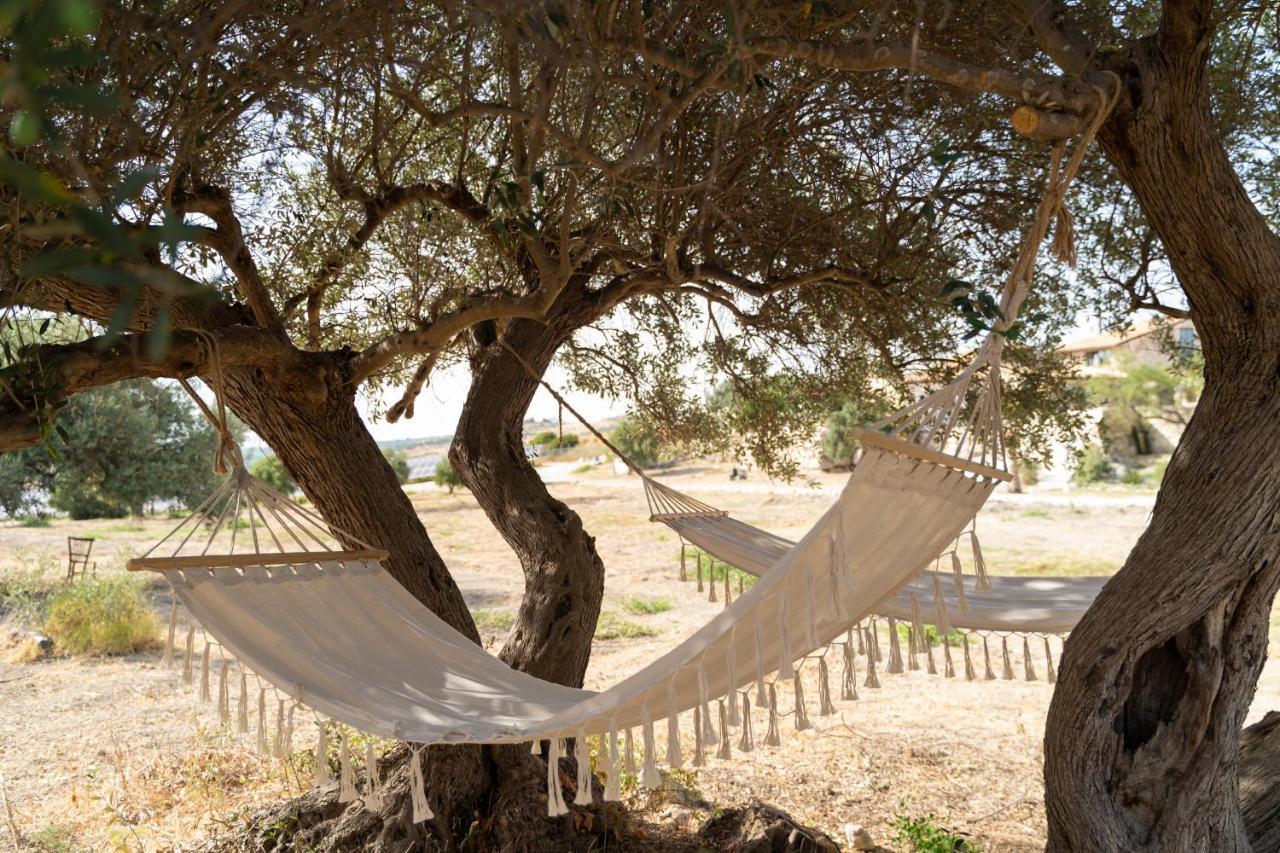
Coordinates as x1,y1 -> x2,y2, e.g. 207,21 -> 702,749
663,501 -> 1107,634
157,444 -> 994,745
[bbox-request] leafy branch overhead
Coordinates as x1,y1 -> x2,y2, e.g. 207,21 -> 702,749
4,0 -> 1270,472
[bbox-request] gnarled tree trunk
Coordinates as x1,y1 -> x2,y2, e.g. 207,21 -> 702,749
1043,19 -> 1280,851
450,317 -> 607,687
214,348 -> 567,849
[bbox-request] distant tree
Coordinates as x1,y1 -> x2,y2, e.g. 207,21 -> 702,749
433,458 -> 461,494
1088,351 -> 1203,455
554,434 -> 579,450
382,449 -> 411,484
49,381 -> 222,519
0,445 -> 53,518
608,418 -> 664,470
250,455 -> 297,496
819,397 -> 899,470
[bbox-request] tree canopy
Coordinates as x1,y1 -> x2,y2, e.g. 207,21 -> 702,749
2,2 -> 1279,849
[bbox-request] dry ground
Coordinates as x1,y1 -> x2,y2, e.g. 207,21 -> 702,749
2,463 -> 1278,852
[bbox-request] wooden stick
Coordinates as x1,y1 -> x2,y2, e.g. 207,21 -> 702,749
851,429 -> 1014,483
128,549 -> 390,572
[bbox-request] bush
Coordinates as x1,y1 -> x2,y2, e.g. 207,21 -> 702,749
433,458 -> 463,493
251,455 -> 297,495
1072,444 -> 1114,485
44,576 -> 160,656
530,430 -> 559,447
0,565 -> 57,621
1120,466 -> 1144,485
382,449 -> 410,484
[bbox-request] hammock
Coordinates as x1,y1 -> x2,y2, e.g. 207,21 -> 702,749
658,487 -> 1108,634
134,90 -> 1113,818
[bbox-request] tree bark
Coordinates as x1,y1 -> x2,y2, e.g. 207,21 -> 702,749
1043,14 -> 1280,850
450,317 -> 606,687
1240,711 -> 1280,851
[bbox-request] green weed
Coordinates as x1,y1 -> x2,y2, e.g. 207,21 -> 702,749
621,595 -> 672,615
595,611 -> 655,640
890,809 -> 980,852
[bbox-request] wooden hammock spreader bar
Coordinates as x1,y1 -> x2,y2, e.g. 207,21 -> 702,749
129,549 -> 390,572
851,429 -> 1013,483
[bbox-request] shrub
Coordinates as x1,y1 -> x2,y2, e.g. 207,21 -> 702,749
383,449 -> 411,484
621,595 -> 673,615
530,430 -> 558,447
895,622 -> 965,648
251,455 -> 297,495
44,576 -> 160,656
572,463 -> 596,474
433,458 -> 463,493
1120,466 -> 1144,485
1072,444 -> 1114,484
554,433 -> 579,449
19,514 -> 51,527
0,565 -> 56,621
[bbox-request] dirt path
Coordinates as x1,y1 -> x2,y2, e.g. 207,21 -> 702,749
2,466 -> 1277,851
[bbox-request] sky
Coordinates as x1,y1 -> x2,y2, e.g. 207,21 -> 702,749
357,360 -> 625,444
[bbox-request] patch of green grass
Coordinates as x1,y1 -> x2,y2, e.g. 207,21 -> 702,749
1018,507 -> 1051,519
595,611 -> 655,640
471,609 -> 514,633
891,809 -> 980,852
43,576 -> 160,656
572,463 -> 596,474
29,823 -> 81,853
682,547 -> 757,591
18,514 -> 52,527
896,622 -> 966,648
621,595 -> 672,615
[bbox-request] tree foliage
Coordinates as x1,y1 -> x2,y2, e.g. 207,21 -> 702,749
608,417 -> 665,470
250,454 -> 297,496
432,457 -> 461,493
382,448 -> 411,484
0,380 -> 229,519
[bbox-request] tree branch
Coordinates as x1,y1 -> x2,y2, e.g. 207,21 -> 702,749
173,185 -> 286,337
743,35 -> 1101,113
0,326 -> 289,452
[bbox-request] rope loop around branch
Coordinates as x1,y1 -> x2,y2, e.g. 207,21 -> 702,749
177,329 -> 242,476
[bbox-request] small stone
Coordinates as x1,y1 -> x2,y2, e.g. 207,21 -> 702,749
844,822 -> 877,850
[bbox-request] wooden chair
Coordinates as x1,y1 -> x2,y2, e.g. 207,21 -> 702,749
66,536 -> 96,583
